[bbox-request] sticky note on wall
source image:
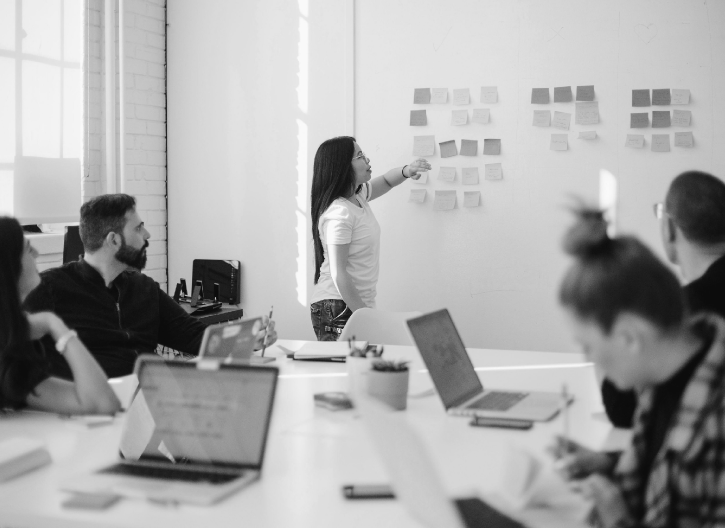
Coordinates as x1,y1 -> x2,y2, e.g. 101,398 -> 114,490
554,86 -> 573,103
408,189 -> 426,203
480,86 -> 498,103
625,134 -> 645,148
463,191 -> 481,207
674,132 -> 694,147
439,140 -> 458,158
434,190 -> 457,210
575,102 -> 599,125
632,89 -> 651,107
533,110 -> 551,127
552,111 -> 571,130
462,167 -> 479,184
453,89 -> 470,105
485,163 -> 503,180
438,167 -> 456,182
576,85 -> 595,101
413,136 -> 435,156
472,108 -> 490,124
451,110 -> 468,126
672,110 -> 691,127
431,88 -> 447,104
652,89 -> 671,106
410,110 -> 427,126
550,134 -> 568,151
630,113 -> 649,128
531,88 -> 550,104
671,89 -> 690,105
460,139 -> 478,156
483,139 -> 501,155
651,134 -> 670,152
414,88 -> 431,104
652,111 -> 671,128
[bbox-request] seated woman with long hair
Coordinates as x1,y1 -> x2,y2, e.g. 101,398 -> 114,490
0,217 -> 120,414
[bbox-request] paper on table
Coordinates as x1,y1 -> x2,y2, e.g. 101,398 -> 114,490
438,166 -> 456,182
630,112 -> 649,128
652,111 -> 671,128
434,190 -> 457,210
532,110 -> 551,127
578,131 -> 597,140
651,134 -> 670,152
472,108 -> 490,124
625,134 -> 645,148
408,189 -> 427,203
632,89 -> 651,107
412,171 -> 428,184
463,191 -> 481,207
575,102 -> 599,125
531,88 -> 550,104
550,134 -> 568,151
672,109 -> 691,127
652,89 -> 671,106
576,85 -> 595,101
483,138 -> 501,155
295,341 -> 367,359
480,86 -> 498,103
410,109 -> 427,126
451,110 -> 468,126
413,135 -> 435,156
485,163 -> 503,180
453,88 -> 470,105
674,131 -> 694,148
120,390 -> 156,461
462,167 -> 479,184
554,86 -> 573,103
439,140 -> 458,158
414,88 -> 431,104
460,139 -> 478,156
431,88 -> 447,104
671,89 -> 690,105
552,111 -> 571,130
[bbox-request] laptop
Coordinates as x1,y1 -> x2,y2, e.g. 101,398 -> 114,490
197,317 -> 263,362
358,396 -> 526,528
407,309 -> 568,422
62,356 -> 278,505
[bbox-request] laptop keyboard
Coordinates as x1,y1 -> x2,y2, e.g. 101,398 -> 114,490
100,464 -> 241,484
467,391 -> 528,411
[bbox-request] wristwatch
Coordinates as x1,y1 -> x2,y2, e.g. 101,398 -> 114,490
55,330 -> 78,355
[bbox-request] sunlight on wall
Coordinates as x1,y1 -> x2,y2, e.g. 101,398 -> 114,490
599,169 -> 618,237
295,0 -> 309,306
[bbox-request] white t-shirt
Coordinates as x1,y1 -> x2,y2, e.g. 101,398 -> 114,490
311,182 -> 381,308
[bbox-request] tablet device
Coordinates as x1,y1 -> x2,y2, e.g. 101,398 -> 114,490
198,318 -> 262,362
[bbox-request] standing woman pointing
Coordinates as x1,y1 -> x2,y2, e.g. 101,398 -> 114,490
310,136 -> 430,341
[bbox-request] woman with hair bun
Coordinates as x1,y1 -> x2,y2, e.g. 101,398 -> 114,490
554,208 -> 725,528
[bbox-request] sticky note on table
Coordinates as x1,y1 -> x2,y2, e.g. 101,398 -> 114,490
576,85 -> 595,101
414,88 -> 431,104
651,134 -> 670,152
578,131 -> 597,140
439,140 -> 458,158
413,136 -> 435,156
463,191 -> 481,207
434,190 -> 457,210
672,109 -> 691,127
550,134 -> 568,151
532,110 -> 551,127
413,171 -> 428,184
553,111 -> 572,130
652,111 -> 671,128
575,102 -> 599,125
671,89 -> 690,105
632,89 -> 650,107
460,139 -> 478,156
453,88 -> 470,105
438,167 -> 456,182
652,89 -> 671,106
531,88 -> 550,104
480,86 -> 498,103
472,108 -> 490,124
630,112 -> 649,128
674,131 -> 694,147
483,139 -> 501,155
625,134 -> 645,148
554,86 -> 573,103
431,88 -> 447,104
451,110 -> 468,126
485,163 -> 503,180
462,167 -> 479,184
408,189 -> 426,203
410,110 -> 427,126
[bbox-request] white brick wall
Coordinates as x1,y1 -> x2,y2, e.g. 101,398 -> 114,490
84,0 -> 168,291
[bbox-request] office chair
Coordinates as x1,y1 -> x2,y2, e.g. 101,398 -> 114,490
339,308 -> 422,346
63,226 -> 84,264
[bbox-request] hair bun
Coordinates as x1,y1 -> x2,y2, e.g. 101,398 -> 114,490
563,207 -> 610,257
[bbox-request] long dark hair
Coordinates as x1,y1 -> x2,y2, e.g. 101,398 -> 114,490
559,208 -> 685,333
311,136 -> 357,284
0,217 -> 45,409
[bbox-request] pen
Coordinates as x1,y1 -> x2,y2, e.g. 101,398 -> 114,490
561,383 -> 569,457
260,305 -> 273,357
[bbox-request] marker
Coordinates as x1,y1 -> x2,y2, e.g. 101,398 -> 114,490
260,306 -> 273,357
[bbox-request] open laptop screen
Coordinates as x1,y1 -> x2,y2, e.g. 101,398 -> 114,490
407,309 -> 483,408
119,360 -> 277,469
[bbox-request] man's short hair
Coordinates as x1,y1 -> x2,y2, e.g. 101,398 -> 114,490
666,171 -> 725,245
79,194 -> 137,252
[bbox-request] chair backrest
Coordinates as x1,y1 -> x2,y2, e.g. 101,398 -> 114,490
339,308 -> 422,346
63,225 -> 84,264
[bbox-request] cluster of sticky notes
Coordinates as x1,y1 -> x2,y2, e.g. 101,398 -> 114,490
627,89 -> 693,150
411,190 -> 483,209
433,138 -> 501,158
414,87 -> 499,105
531,85 -> 599,150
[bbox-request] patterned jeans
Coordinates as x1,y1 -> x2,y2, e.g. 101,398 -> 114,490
310,299 -> 352,341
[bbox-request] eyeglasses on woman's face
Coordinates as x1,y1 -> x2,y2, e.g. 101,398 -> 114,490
653,202 -> 665,219
352,152 -> 369,162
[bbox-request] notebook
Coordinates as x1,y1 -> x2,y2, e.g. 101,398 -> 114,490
292,340 -> 367,361
407,309 -> 568,422
61,356 -> 278,505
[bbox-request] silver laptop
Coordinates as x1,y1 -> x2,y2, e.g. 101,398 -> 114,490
197,317 -> 262,362
62,356 -> 278,505
407,309 -> 568,422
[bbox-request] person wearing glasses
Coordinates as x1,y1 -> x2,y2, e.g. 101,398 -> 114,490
600,171 -> 725,428
309,136 -> 431,340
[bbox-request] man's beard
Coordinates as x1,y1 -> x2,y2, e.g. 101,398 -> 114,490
116,235 -> 148,270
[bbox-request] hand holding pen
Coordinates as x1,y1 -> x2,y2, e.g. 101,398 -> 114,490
260,306 -> 274,357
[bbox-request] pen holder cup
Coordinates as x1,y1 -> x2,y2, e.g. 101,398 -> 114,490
367,369 -> 409,411
347,356 -> 373,401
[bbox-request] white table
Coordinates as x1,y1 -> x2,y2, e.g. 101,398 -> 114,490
0,341 -> 624,527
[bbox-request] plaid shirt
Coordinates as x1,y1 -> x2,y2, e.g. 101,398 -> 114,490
615,314 -> 725,527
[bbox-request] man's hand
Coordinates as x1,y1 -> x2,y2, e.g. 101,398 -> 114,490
549,436 -> 617,480
253,317 -> 277,350
577,474 -> 633,528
